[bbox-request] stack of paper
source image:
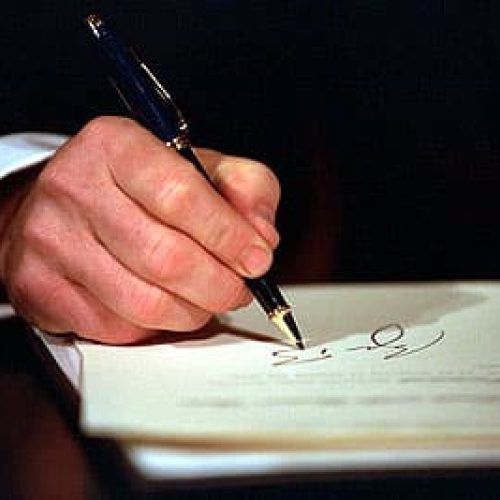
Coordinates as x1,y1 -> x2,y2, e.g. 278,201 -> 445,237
38,283 -> 500,480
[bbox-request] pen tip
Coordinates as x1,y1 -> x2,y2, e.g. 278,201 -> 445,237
268,306 -> 307,350
281,310 -> 306,350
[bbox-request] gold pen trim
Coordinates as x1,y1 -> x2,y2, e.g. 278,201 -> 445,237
268,306 -> 302,348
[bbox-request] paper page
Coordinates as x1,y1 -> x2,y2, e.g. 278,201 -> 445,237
78,282 -> 500,447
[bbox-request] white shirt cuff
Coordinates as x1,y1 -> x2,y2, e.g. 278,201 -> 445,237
0,132 -> 68,181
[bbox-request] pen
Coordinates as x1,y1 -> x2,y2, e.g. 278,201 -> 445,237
84,14 -> 305,350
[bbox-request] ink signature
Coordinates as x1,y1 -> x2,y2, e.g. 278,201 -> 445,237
272,347 -> 333,367
271,324 -> 445,366
346,323 -> 445,360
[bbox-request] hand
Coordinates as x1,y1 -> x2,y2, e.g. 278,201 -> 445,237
0,117 -> 280,343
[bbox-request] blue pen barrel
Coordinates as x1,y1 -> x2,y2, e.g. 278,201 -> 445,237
86,15 -> 180,144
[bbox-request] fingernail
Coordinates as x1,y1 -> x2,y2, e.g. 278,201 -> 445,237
240,243 -> 273,277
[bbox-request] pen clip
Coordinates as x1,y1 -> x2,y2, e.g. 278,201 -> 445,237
86,14 -> 190,148
130,49 -> 191,149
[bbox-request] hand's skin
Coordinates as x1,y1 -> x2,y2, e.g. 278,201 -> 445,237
0,117 -> 280,343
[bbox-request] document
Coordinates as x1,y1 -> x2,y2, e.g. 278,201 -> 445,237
77,282 -> 500,448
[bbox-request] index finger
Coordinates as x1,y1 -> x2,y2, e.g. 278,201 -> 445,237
102,118 -> 274,278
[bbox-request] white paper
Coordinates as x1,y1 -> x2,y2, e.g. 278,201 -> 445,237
78,282 -> 500,446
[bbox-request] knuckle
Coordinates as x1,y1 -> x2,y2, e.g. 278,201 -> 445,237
37,153 -> 101,211
7,262 -> 48,323
128,286 -> 168,327
205,213 -> 248,262
80,116 -> 135,146
77,117 -> 115,157
21,213 -> 42,246
143,233 -> 188,282
155,169 -> 194,216
8,266 -> 31,309
21,211 -> 56,252
78,116 -> 139,168
37,160 -> 75,200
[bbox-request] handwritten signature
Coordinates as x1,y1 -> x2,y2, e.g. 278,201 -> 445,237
346,323 -> 445,360
272,347 -> 333,367
272,324 -> 445,366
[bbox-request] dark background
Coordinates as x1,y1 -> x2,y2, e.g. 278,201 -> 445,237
2,1 -> 500,283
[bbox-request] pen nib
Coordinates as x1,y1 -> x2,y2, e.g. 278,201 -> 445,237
269,307 -> 306,350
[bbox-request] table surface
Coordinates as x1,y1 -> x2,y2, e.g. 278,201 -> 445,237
1,314 -> 500,500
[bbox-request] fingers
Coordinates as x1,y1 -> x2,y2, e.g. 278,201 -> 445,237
8,253 -> 153,344
8,218 -> 213,336
22,201 -> 213,332
196,148 -> 281,247
1,116 -> 282,344
98,118 -> 275,278
86,181 -> 252,314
